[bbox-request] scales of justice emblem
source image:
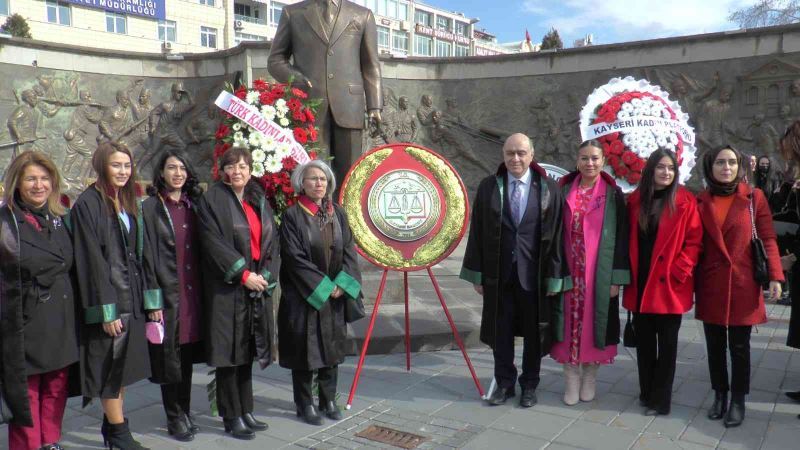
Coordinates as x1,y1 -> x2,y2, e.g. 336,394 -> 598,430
367,169 -> 441,242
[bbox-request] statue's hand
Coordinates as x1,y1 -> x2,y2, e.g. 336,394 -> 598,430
368,109 -> 382,125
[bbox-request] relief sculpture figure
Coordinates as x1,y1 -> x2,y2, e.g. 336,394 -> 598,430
138,82 -> 195,169
63,90 -> 103,187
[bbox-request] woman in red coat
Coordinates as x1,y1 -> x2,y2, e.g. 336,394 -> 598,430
624,149 -> 703,417
696,145 -> 784,428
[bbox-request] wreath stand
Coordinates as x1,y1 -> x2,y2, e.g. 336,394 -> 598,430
346,267 -> 484,409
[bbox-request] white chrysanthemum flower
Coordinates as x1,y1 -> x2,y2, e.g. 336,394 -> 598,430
232,123 -> 242,131
276,142 -> 292,158
276,105 -> 289,117
246,91 -> 259,105
251,149 -> 267,163
249,132 -> 264,146
261,105 -> 277,121
252,162 -> 265,178
275,98 -> 287,109
261,136 -> 276,151
233,131 -> 244,141
279,117 -> 290,127
622,103 -> 634,113
264,155 -> 283,174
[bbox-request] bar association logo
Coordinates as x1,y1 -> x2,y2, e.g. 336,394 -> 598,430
368,170 -> 441,242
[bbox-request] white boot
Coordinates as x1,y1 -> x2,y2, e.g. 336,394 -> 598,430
563,364 -> 581,406
580,363 -> 599,402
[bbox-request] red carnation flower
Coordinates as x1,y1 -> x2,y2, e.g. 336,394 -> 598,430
305,109 -> 316,123
609,141 -> 625,156
291,87 -> 308,99
293,127 -> 308,144
615,165 -> 629,177
215,124 -> 230,140
607,155 -> 620,168
293,109 -> 307,122
234,86 -> 247,100
271,86 -> 286,98
287,98 -> 302,112
622,151 -> 638,166
253,79 -> 268,91
631,158 -> 646,172
626,172 -> 642,184
282,157 -> 298,171
307,126 -> 318,142
308,151 -> 318,160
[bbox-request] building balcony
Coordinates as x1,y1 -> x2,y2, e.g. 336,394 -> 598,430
235,14 -> 266,25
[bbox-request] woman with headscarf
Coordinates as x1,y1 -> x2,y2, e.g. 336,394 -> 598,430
695,145 -> 783,428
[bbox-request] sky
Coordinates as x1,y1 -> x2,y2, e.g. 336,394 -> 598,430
425,0 -> 758,46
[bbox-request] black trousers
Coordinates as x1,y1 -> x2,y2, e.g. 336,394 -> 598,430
215,364 -> 254,419
160,344 -> 196,421
634,313 -> 682,412
318,105 -> 362,193
703,323 -> 752,395
493,275 -> 540,391
292,366 -> 338,408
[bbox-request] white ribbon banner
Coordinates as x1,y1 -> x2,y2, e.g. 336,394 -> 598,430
582,116 -> 695,146
214,90 -> 310,164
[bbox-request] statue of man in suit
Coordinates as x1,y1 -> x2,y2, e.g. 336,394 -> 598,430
268,0 -> 383,187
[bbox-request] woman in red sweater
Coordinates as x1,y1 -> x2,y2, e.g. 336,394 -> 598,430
624,149 -> 702,416
695,145 -> 784,428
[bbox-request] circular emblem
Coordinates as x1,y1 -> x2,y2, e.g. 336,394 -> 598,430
368,170 -> 441,242
340,144 -> 469,271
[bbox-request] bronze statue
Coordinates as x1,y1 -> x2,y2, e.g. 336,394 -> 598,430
98,89 -> 135,145
138,82 -> 195,168
267,0 -> 383,185
63,90 -> 103,186
7,89 -> 57,156
185,100 -> 220,166
416,94 -> 435,126
742,113 -> 780,155
431,110 -> 492,173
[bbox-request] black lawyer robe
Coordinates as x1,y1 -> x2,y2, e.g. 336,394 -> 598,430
71,185 -> 152,399
460,162 -> 572,354
0,205 -> 80,427
141,194 -> 206,384
278,202 -> 362,370
196,181 -> 278,369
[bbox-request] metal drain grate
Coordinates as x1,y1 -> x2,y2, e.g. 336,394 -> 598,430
355,424 -> 428,449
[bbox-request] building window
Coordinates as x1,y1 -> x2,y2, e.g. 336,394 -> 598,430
436,40 -> 451,57
414,35 -> 432,56
270,2 -> 285,25
414,10 -> 431,27
46,0 -> 71,26
0,0 -> 8,16
392,30 -> 408,53
106,12 -> 126,34
377,25 -> 389,49
376,0 -> 387,16
199,0 -> 215,6
235,2 -> 264,24
455,44 -> 469,57
234,3 -> 251,16
235,32 -> 265,44
455,21 -> 468,37
158,20 -> 177,42
201,26 -> 217,48
436,16 -> 451,31
397,2 -> 408,21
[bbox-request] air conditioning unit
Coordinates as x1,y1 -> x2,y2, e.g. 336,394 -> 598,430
234,20 -> 244,30
399,21 -> 411,31
161,41 -> 173,52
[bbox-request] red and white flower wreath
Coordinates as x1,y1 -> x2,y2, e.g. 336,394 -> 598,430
579,77 -> 696,191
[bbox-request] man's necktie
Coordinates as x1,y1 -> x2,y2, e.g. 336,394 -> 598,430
325,0 -> 336,23
511,179 -> 522,225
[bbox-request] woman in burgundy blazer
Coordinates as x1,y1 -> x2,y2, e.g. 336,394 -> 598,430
695,145 -> 783,428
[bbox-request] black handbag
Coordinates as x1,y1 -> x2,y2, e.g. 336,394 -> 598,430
344,295 -> 366,323
749,195 -> 770,286
623,310 -> 636,348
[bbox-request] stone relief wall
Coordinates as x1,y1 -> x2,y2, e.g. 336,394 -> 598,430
0,66 -> 226,197
4,26 -> 800,199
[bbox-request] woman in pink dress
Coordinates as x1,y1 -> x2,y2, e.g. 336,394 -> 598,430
551,139 -> 630,405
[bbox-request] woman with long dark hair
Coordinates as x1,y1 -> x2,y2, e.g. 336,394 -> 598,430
696,145 -> 783,428
72,142 -> 154,449
197,146 -> 278,440
0,151 -> 79,450
550,139 -> 629,406
624,149 -> 702,416
141,149 -> 205,441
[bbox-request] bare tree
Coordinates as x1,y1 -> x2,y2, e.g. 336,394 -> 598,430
729,0 -> 800,28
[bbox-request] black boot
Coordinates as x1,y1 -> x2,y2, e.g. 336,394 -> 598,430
319,401 -> 343,420
105,419 -> 150,450
708,391 -> 728,420
101,415 -> 110,447
222,417 -> 255,440
296,404 -> 323,425
185,413 -> 200,433
724,393 -> 745,428
242,412 -> 268,431
167,415 -> 194,442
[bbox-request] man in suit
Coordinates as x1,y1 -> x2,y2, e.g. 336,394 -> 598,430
460,133 -> 570,407
268,0 -> 383,186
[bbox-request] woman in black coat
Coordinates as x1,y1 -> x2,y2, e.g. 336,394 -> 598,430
72,142 -> 155,449
141,149 -> 205,442
0,151 -> 79,450
279,159 -> 362,426
197,146 -> 278,440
